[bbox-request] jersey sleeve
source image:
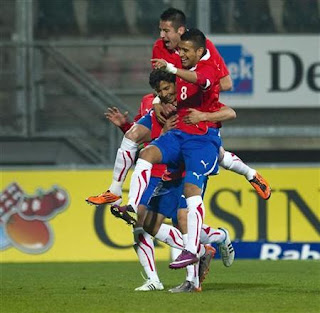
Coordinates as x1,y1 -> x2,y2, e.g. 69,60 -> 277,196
206,39 -> 229,78
195,63 -> 219,89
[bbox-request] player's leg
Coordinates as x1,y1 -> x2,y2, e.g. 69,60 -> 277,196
170,134 -> 220,269
219,146 -> 271,200
169,208 -> 209,292
201,224 -> 234,267
112,131 -> 181,213
86,118 -> 152,205
134,178 -> 164,291
143,184 -> 205,292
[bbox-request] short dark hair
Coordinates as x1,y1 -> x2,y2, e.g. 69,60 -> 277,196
149,69 -> 176,91
160,7 -> 186,30
180,28 -> 206,51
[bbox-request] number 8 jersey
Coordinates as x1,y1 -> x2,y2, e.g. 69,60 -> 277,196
176,48 -> 222,135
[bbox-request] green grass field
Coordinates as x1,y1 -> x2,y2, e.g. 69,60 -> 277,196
1,260 -> 319,313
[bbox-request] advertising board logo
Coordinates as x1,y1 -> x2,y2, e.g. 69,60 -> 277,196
260,243 -> 320,260
0,182 -> 69,254
217,45 -> 254,94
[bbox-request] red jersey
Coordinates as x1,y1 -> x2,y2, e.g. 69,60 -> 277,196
176,49 -> 222,135
120,93 -> 154,133
206,39 -> 229,79
119,93 -> 167,178
152,38 -> 229,79
152,39 -> 182,68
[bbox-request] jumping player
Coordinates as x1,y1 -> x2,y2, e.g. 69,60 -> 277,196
86,8 -> 270,207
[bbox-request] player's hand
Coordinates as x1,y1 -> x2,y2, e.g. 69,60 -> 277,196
162,102 -> 177,116
162,114 -> 178,133
153,102 -> 167,124
154,102 -> 177,124
183,108 -> 206,124
151,58 -> 167,70
104,107 -> 129,127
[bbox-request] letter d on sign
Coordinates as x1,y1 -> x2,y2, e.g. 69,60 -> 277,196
260,243 -> 281,260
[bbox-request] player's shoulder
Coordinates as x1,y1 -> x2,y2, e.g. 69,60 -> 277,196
153,39 -> 165,49
141,93 -> 155,103
140,93 -> 155,112
206,38 -> 222,57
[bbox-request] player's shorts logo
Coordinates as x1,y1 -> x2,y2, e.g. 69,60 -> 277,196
217,45 -> 254,94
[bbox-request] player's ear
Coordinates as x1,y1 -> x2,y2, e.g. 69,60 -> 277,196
177,26 -> 185,36
196,47 -> 205,58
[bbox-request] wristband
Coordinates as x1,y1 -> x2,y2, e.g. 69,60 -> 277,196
152,95 -> 161,105
166,62 -> 178,74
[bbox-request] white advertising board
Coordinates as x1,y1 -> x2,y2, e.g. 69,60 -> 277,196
209,35 -> 320,108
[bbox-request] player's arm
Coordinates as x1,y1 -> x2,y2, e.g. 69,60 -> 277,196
183,105 -> 236,125
161,114 -> 178,134
153,100 -> 177,125
105,107 -> 133,133
151,58 -> 198,83
220,75 -> 233,91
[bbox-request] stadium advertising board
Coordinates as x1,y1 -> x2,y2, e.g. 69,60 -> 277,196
210,35 -> 320,108
1,168 -> 319,262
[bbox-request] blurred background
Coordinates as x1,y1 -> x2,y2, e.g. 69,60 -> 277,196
0,0 -> 319,166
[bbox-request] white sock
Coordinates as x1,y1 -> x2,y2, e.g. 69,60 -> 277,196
186,263 -> 200,288
220,151 -> 256,181
201,224 -> 226,244
182,234 -> 188,246
154,224 -> 184,250
128,159 -> 152,212
198,244 -> 206,257
171,247 -> 181,261
133,229 -> 160,282
109,137 -> 138,196
185,196 -> 204,255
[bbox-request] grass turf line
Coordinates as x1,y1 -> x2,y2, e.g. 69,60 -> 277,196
1,260 -> 319,313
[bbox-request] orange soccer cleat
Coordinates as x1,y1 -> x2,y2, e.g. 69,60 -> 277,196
249,172 -> 271,200
199,245 -> 216,284
86,190 -> 121,205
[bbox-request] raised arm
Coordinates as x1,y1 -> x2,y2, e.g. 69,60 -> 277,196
183,105 -> 236,125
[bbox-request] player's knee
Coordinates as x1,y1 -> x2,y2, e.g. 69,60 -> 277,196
139,145 -> 162,163
184,173 -> 204,197
125,125 -> 147,144
219,146 -> 225,162
125,127 -> 140,143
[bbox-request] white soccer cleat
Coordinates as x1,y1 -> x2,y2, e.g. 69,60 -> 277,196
218,228 -> 235,267
134,279 -> 164,291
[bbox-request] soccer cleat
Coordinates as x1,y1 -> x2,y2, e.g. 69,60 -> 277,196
110,204 -> 136,226
249,172 -> 271,200
86,190 -> 121,205
169,249 -> 199,269
199,245 -> 216,284
218,228 -> 235,267
168,280 -> 201,293
134,279 -> 164,291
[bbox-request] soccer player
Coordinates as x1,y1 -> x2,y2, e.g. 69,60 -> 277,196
111,69 -> 235,292
107,70 -> 234,291
112,29 -> 233,270
86,8 -> 270,207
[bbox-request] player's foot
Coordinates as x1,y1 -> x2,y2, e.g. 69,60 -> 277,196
168,280 -> 201,293
249,172 -> 271,200
199,245 -> 216,284
218,228 -> 235,267
134,278 -> 164,291
86,190 -> 121,205
169,249 -> 199,269
110,204 -> 136,226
